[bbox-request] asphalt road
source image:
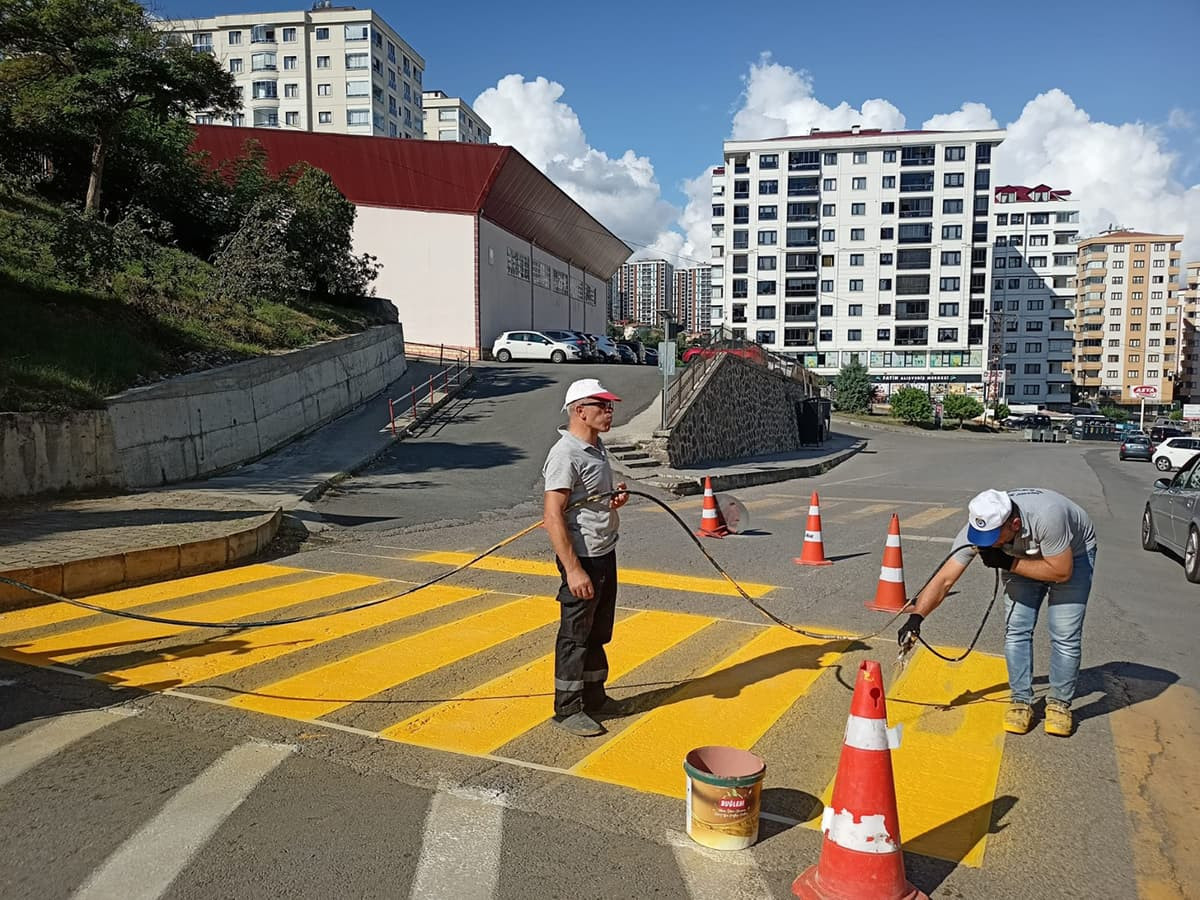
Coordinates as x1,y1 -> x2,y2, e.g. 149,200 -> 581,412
2,399 -> 1197,899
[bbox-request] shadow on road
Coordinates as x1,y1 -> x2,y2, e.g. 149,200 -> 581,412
906,793 -> 1019,893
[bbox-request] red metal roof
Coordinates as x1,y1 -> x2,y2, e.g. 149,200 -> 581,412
994,184 -> 1073,202
190,126 -> 631,278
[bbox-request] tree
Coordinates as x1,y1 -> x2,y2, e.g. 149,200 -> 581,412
942,393 -> 984,428
0,0 -> 240,212
1100,403 -> 1129,423
286,165 -> 378,297
994,403 -> 1011,422
890,386 -> 933,425
833,359 -> 872,413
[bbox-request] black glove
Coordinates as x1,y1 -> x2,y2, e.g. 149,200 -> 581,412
976,547 -> 1013,570
898,613 -> 923,648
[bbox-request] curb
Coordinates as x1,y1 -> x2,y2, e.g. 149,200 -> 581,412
622,440 -> 867,496
0,509 -> 282,613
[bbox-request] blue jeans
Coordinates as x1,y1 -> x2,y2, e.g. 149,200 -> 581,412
1002,549 -> 1095,707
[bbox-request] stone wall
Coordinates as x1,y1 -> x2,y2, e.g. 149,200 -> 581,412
666,354 -> 816,468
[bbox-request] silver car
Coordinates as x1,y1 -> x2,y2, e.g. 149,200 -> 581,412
1143,454 -> 1200,582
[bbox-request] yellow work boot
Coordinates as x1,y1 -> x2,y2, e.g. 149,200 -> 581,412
1044,702 -> 1073,737
1004,702 -> 1034,734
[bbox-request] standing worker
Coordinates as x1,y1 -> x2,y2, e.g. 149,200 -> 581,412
542,378 -> 629,737
898,488 -> 1097,736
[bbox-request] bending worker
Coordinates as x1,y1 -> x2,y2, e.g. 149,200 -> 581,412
542,378 -> 629,738
898,488 -> 1097,737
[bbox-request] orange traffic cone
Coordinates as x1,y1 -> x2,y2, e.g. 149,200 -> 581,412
695,477 -> 730,538
792,660 -> 927,900
794,491 -> 833,566
866,514 -> 909,612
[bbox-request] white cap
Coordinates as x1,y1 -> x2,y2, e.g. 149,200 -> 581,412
966,489 -> 1012,546
562,378 -> 621,412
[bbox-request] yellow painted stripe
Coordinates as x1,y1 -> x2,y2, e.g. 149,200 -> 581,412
410,551 -> 775,598
382,609 -> 716,754
807,646 -> 1008,867
902,507 -> 961,530
228,595 -> 561,721
94,584 -> 486,692
573,628 -> 848,797
0,564 -> 309,635
0,574 -> 382,666
838,502 -> 895,521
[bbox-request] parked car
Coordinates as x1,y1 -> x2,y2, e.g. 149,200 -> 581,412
643,347 -> 659,366
1143,455 -> 1200,582
1119,436 -> 1155,462
614,343 -> 637,364
618,340 -> 645,363
1151,425 -> 1188,443
491,331 -> 582,363
542,330 -> 593,361
1151,436 -> 1200,471
591,335 -> 620,362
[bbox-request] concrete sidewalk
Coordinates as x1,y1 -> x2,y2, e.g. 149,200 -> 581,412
0,360 -> 473,608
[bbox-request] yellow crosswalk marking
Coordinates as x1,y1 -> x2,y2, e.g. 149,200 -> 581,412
228,595 -> 561,721
0,574 -> 381,666
411,552 -> 776,598
807,647 -> 1008,867
382,609 -> 716,754
838,502 -> 895,521
94,584 -> 486,692
0,564 -> 309,636
573,628 -> 848,797
902,507 -> 961,530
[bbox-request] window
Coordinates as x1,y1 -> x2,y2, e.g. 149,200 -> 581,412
847,329 -> 862,341
849,279 -> 864,291
346,109 -> 370,126
712,204 -> 724,218
317,111 -> 332,124
938,328 -> 958,342
852,177 -> 867,190
879,278 -> 893,290
756,330 -> 776,344
734,205 -> 750,224
758,230 -> 777,246
228,58 -> 243,73
317,83 -> 331,96
283,55 -> 297,70
851,203 -> 866,215
945,146 -> 966,161
823,152 -> 837,165
848,304 -> 863,316
850,229 -> 865,241
942,225 -> 963,240
939,277 -> 960,291
820,305 -> 833,316
346,52 -> 369,69
315,26 -> 329,40
819,330 -> 833,341
759,180 -> 779,195
1027,298 -> 1044,311
941,251 -> 961,265
1008,278 -> 1020,289
944,173 -> 965,188
939,302 -> 960,316
757,281 -> 777,295
883,150 -> 897,162
878,328 -> 891,340
759,153 -> 778,169
822,255 -> 834,266
820,280 -> 833,292
880,228 -> 894,241
817,228 -> 833,242
853,151 -> 867,164
249,25 -> 275,43
284,111 -> 299,126
251,51 -> 276,70
880,253 -> 893,265
346,80 -> 369,96
850,253 -> 864,265
759,205 -> 778,221
881,176 -> 896,191
1023,385 -> 1042,396
975,170 -> 990,189
282,27 -> 296,41
250,80 -> 277,99
345,23 -> 370,41
943,199 -> 964,214
316,55 -> 330,68
822,203 -> 835,216
879,303 -> 893,315
284,83 -> 298,98
823,178 -> 836,190
757,257 -> 777,271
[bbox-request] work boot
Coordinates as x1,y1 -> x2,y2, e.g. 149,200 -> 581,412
553,711 -> 605,737
584,694 -> 631,717
1044,701 -> 1073,737
1004,702 -> 1034,735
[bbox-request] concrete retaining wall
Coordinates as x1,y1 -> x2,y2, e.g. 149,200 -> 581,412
0,325 -> 406,498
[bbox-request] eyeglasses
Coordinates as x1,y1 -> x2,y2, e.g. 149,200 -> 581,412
578,401 -> 614,411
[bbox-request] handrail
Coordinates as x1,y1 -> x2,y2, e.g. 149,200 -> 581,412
403,342 -> 474,366
386,354 -> 472,437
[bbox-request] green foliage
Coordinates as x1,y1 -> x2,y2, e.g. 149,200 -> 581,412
1100,404 -> 1129,423
1169,409 -> 1184,421
994,403 -> 1011,422
942,393 -> 984,427
832,359 -> 872,413
890,386 -> 933,425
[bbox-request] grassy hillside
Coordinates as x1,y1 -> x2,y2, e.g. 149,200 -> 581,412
0,192 -> 373,412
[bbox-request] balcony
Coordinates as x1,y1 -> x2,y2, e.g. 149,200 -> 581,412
896,312 -> 929,321
895,338 -> 929,346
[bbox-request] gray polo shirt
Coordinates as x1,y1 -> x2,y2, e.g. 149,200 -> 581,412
951,488 -> 1097,565
542,428 -> 618,558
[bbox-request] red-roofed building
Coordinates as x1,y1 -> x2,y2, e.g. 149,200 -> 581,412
191,126 -> 630,351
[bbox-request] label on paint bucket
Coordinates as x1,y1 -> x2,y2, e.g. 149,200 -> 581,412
683,746 -> 765,851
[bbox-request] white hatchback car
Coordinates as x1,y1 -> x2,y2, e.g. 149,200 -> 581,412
1152,436 -> 1200,472
491,331 -> 581,364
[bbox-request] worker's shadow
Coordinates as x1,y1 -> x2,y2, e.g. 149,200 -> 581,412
905,794 -> 1019,895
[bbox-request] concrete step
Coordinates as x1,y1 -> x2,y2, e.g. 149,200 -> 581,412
614,451 -> 650,461
622,459 -> 661,469
606,443 -> 640,454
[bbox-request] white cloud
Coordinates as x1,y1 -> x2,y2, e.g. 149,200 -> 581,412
473,74 -> 677,254
1167,108 -> 1195,131
922,102 -> 999,131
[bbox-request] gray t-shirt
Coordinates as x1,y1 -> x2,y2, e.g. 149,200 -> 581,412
952,488 -> 1097,565
542,428 -> 618,558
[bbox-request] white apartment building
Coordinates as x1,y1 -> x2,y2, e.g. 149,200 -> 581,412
615,260 -> 674,326
422,91 -> 491,144
988,185 -> 1080,409
712,126 -> 1006,398
673,266 -> 712,334
161,6 -> 425,139
1180,261 -> 1200,402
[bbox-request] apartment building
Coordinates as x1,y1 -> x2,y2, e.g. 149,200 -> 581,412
614,259 -> 674,326
161,6 -> 425,139
673,266 -> 712,334
1072,231 -> 1185,406
1178,261 -> 1200,402
711,126 -> 1006,398
422,91 -> 491,144
988,185 -> 1080,409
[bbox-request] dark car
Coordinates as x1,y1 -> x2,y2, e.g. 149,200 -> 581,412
1151,426 -> 1188,443
615,343 -> 637,364
643,347 -> 659,366
1119,436 -> 1155,462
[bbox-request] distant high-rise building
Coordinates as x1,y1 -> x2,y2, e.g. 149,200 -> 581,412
673,266 -> 712,333
422,91 -> 491,144
615,259 -> 674,326
159,7 -> 425,139
1180,261 -> 1200,402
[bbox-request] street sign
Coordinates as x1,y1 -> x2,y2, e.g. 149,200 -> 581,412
1184,403 -> 1200,420
658,341 -> 676,377
1132,384 -> 1160,399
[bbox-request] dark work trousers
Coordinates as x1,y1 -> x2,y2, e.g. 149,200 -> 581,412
553,551 -> 618,718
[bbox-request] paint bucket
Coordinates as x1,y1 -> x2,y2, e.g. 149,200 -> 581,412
683,746 -> 766,850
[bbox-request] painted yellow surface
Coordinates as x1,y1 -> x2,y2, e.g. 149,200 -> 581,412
901,507 -> 962,530
229,595 -> 561,721
0,564 -> 309,635
573,627 -> 848,797
808,647 -> 1008,868
411,551 -> 776,598
383,608 -> 716,754
0,574 -> 382,666
94,584 -> 486,692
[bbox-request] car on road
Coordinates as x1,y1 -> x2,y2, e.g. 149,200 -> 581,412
643,347 -> 659,366
591,335 -> 620,362
1143,454 -> 1200,582
614,343 -> 637,364
1151,425 -> 1188,443
1119,436 -> 1155,462
1151,436 -> 1200,471
541,330 -> 594,361
491,331 -> 582,364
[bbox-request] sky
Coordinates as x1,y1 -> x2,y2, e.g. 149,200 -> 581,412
160,0 -> 1200,264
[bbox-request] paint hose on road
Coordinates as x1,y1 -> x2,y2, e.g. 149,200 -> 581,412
0,490 -> 1002,661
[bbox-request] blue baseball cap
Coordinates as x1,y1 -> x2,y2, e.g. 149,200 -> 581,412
966,489 -> 1012,546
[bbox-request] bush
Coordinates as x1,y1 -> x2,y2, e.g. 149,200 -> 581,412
890,386 -> 933,425
994,403 -> 1011,422
1100,404 -> 1129,423
942,393 -> 984,427
833,359 -> 872,413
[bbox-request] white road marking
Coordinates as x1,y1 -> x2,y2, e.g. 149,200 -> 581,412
667,829 -> 775,899
819,470 -> 894,487
72,741 -> 294,900
408,783 -> 506,900
0,708 -> 137,791
0,678 -> 18,686
903,535 -> 956,544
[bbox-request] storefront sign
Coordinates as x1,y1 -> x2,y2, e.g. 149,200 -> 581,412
871,373 -> 983,384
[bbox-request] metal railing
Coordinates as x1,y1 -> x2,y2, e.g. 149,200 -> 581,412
386,348 -> 473,437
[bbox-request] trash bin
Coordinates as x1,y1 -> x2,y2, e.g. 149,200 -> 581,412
796,398 -> 823,446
